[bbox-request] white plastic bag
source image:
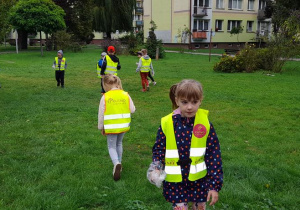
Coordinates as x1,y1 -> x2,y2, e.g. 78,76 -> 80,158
147,161 -> 166,188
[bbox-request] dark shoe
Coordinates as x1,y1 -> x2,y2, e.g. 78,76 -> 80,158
61,85 -> 64,88
57,83 -> 60,87
113,163 -> 122,181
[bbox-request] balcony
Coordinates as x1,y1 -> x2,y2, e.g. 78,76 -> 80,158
257,10 -> 266,20
136,7 -> 143,14
136,20 -> 144,26
192,31 -> 207,40
193,7 -> 207,17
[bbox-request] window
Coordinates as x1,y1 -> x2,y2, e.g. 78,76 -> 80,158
248,0 -> 254,10
257,21 -> 270,35
227,20 -> 242,31
216,0 -> 224,9
215,20 -> 223,31
213,44 -> 218,48
194,19 -> 209,31
229,0 -> 242,10
259,0 -> 266,10
247,21 -> 254,32
194,0 -> 209,7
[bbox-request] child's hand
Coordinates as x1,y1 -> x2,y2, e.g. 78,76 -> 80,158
207,190 -> 219,206
101,129 -> 106,136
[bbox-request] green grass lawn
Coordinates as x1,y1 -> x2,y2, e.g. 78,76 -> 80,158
0,46 -> 300,209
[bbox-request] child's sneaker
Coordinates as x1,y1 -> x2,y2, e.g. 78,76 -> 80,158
146,86 -> 150,91
141,89 -> 146,92
113,163 -> 122,181
153,81 -> 157,86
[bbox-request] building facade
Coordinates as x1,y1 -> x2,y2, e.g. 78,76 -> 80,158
144,0 -> 272,49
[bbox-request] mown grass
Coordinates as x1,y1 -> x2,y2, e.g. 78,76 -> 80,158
0,46 -> 300,210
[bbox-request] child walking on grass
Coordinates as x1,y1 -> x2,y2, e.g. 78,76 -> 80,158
150,79 -> 223,210
136,51 -> 156,86
52,50 -> 67,88
98,74 -> 135,181
136,49 -> 155,92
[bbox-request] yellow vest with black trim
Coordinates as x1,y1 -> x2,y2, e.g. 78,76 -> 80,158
55,57 -> 66,71
105,55 -> 118,75
140,57 -> 151,72
162,109 -> 210,182
104,90 -> 131,134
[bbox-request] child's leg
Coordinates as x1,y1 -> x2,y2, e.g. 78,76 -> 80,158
148,72 -> 155,82
173,203 -> 188,210
116,133 -> 125,163
140,72 -> 146,90
106,134 -> 120,165
100,78 -> 105,93
192,202 -> 206,210
61,71 -> 65,87
55,71 -> 60,86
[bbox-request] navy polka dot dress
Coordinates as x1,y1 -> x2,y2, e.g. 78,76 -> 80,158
152,113 -> 223,204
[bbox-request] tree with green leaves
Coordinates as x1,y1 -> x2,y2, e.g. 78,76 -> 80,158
53,0 -> 94,43
9,0 -> 65,55
93,0 -> 136,38
0,0 -> 17,44
145,20 -> 165,59
265,0 -> 300,33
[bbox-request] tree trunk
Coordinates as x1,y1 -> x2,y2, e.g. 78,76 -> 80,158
17,30 -> 28,50
40,31 -> 44,56
106,31 -> 112,39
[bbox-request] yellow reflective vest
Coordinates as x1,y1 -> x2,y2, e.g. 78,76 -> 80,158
140,57 -> 151,72
96,62 -> 101,78
55,57 -> 66,71
104,90 -> 131,134
105,55 -> 118,75
162,109 -> 210,182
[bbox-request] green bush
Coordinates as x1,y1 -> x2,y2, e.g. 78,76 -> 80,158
213,54 -> 244,73
214,44 -> 288,73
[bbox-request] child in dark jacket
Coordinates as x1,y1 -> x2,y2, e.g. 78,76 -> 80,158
100,46 -> 121,93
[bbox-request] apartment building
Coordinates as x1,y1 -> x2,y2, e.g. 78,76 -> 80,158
144,0 -> 272,48
133,0 -> 144,32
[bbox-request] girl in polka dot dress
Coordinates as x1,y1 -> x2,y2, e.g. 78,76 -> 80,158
152,79 -> 223,210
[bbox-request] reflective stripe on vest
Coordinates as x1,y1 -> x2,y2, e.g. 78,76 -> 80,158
104,90 -> 131,134
55,57 -> 66,71
162,109 -> 210,182
140,57 -> 151,72
105,55 -> 118,75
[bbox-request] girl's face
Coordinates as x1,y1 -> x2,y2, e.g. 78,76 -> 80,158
175,97 -> 201,118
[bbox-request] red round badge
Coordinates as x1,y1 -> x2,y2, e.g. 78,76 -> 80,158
193,124 -> 207,138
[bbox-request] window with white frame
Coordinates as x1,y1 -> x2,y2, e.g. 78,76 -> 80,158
248,0 -> 255,10
194,19 -> 209,31
228,0 -> 243,10
194,0 -> 210,7
259,0 -> 266,10
216,0 -> 224,9
257,21 -> 269,35
215,20 -> 223,31
247,21 -> 254,32
227,20 -> 242,31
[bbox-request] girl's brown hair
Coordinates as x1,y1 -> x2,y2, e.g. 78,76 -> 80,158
169,79 -> 203,110
102,74 -> 123,92
141,49 -> 147,55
